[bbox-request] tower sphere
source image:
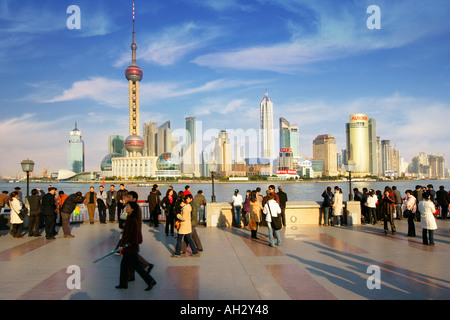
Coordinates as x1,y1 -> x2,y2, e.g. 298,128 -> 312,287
125,65 -> 143,82
125,134 -> 144,154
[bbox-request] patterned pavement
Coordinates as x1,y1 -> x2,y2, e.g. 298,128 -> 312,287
1,219 -> 449,302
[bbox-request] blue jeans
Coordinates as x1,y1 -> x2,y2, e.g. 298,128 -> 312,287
267,221 -> 282,246
198,205 -> 205,222
175,233 -> 198,256
233,206 -> 242,226
323,207 -> 331,225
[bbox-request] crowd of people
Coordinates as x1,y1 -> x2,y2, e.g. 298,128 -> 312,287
320,184 -> 448,246
1,182 -> 447,291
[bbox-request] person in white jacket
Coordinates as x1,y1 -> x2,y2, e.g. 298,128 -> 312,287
419,192 -> 437,246
8,192 -> 24,239
364,189 -> 378,225
232,189 -> 243,227
332,187 -> 344,226
404,190 -> 417,237
263,194 -> 282,247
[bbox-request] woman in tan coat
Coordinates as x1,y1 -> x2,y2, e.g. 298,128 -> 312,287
250,190 -> 263,239
172,198 -> 199,257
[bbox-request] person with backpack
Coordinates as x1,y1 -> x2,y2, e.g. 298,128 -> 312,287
321,187 -> 334,226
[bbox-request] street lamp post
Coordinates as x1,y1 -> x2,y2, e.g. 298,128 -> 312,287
347,161 -> 356,201
209,162 -> 217,203
21,158 -> 35,198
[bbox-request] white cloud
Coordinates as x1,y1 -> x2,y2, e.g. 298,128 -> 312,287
38,77 -> 265,108
40,77 -> 128,108
0,114 -> 69,177
115,22 -> 223,67
192,0 -> 450,73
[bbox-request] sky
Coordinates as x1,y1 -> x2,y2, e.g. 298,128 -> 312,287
1,0 -> 450,177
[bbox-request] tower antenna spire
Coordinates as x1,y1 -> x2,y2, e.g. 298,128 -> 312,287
131,0 -> 137,65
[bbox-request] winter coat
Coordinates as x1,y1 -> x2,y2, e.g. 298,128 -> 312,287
60,194 -> 85,214
333,192 -> 343,216
250,200 -> 263,223
41,193 -> 57,216
9,198 -> 23,224
177,203 -> 192,235
243,196 -> 251,212
25,190 -> 45,216
382,194 -> 395,215
321,191 -> 334,208
365,195 -> 378,208
120,204 -> 141,254
263,200 -> 281,223
419,200 -> 437,230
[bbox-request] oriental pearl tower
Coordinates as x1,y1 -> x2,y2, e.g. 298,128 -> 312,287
124,1 -> 144,156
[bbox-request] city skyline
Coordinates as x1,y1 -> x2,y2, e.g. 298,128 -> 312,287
1,0 -> 450,176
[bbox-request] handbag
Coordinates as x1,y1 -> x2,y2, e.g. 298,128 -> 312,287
268,203 -> 282,231
403,209 -> 412,219
120,208 -> 128,220
248,218 -> 257,231
174,220 -> 181,230
19,206 -> 28,220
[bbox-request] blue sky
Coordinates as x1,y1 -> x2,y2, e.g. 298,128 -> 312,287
1,0 -> 450,177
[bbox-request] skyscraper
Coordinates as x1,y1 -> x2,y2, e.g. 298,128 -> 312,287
368,118 -> 378,175
143,122 -> 157,156
108,135 -> 126,156
213,130 -> 232,176
260,91 -> 274,159
67,122 -> 85,174
182,117 -> 200,177
346,114 -> 370,175
290,125 -> 299,158
279,117 -> 300,158
313,134 -> 338,176
279,117 -> 291,150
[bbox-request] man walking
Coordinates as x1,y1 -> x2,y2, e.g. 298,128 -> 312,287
117,184 -> 128,229
183,194 -> 203,252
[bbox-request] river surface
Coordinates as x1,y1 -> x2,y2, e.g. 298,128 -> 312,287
2,179 -> 449,203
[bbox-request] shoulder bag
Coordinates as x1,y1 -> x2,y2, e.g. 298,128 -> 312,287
268,203 -> 282,230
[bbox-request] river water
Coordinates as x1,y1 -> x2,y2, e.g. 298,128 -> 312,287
2,179 -> 449,203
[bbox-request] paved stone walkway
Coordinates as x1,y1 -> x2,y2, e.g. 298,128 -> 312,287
1,219 -> 449,301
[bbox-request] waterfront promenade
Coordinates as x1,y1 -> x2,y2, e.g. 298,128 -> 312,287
0,218 -> 449,301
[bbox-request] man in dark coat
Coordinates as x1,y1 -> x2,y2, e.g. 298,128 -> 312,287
392,186 -> 403,220
106,185 -> 117,223
116,184 -> 128,229
41,187 -> 57,239
60,192 -> 85,238
147,187 -> 160,227
116,197 -> 156,291
25,188 -> 45,237
277,186 -> 288,227
436,186 -> 450,220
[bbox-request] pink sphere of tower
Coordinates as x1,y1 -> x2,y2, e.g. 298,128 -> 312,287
125,65 -> 143,82
125,135 -> 144,154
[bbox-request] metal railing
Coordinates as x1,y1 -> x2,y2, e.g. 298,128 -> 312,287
69,201 -> 167,223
